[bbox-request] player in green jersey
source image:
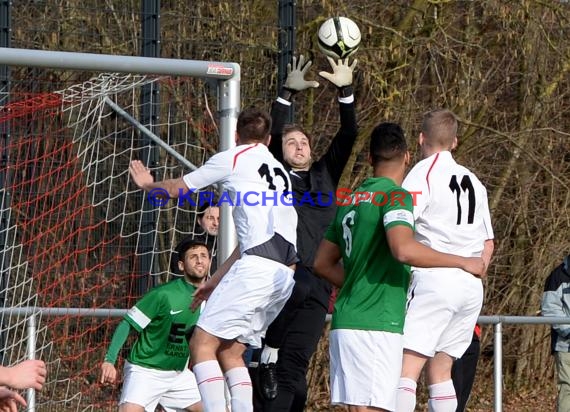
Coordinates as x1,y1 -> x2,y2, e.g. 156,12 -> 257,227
100,237 -> 210,412
314,122 -> 485,412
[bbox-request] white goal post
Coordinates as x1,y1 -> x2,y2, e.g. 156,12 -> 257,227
0,47 -> 240,411
0,46 -> 239,263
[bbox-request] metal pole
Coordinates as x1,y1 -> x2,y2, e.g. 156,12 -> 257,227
104,97 -> 225,196
0,307 -> 128,317
494,322 -> 503,412
104,97 -> 202,170
104,98 -> 199,171
0,47 -> 239,79
216,75 -> 240,263
137,0 -> 161,294
26,313 -> 37,412
278,0 -> 295,123
0,0 -> 10,367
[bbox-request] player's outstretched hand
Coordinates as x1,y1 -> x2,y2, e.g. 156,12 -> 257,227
462,257 -> 487,279
2,359 -> 46,390
319,56 -> 357,88
283,55 -> 320,93
129,160 -> 154,191
0,387 -> 26,412
100,362 -> 117,385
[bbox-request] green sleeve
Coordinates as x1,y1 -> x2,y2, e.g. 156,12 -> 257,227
383,188 -> 415,231
103,319 -> 132,365
125,288 -> 163,332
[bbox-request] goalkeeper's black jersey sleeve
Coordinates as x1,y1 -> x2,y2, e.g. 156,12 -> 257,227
270,96 -> 358,307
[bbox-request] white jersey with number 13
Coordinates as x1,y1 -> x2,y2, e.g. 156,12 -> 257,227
182,143 -> 297,254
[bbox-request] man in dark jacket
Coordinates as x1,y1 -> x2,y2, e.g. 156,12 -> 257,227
255,54 -> 358,411
194,199 -> 219,274
542,254 -> 570,412
451,324 -> 481,412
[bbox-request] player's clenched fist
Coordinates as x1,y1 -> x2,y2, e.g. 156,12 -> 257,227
462,257 -> 487,279
100,362 -> 117,385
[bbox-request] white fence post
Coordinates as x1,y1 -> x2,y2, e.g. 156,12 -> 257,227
26,312 -> 37,412
494,322 -> 503,412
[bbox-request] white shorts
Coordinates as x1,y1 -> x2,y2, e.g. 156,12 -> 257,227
119,361 -> 201,412
197,254 -> 294,348
403,269 -> 483,358
329,329 -> 403,411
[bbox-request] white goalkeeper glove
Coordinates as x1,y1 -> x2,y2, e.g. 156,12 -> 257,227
283,55 -> 320,93
319,56 -> 358,89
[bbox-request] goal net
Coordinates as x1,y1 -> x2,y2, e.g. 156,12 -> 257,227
0,67 -> 231,410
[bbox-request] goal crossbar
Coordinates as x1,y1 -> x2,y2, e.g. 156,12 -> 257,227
0,47 -> 240,79
0,47 -> 239,262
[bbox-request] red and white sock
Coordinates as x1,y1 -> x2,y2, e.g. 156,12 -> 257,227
396,377 -> 417,412
428,380 -> 457,412
192,360 -> 227,412
225,366 -> 253,412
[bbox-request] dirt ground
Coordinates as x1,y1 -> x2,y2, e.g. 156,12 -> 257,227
465,383 -> 557,412
313,383 -> 557,411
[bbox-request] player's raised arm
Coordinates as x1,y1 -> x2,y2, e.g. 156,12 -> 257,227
318,56 -> 358,185
269,55 -> 319,161
129,160 -> 188,198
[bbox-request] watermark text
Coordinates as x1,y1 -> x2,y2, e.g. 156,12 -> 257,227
146,188 -> 422,208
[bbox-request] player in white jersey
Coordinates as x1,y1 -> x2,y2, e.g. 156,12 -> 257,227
129,107 -> 298,412
395,109 -> 494,412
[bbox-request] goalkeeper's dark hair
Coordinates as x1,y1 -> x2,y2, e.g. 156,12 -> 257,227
369,122 -> 408,166
237,107 -> 272,143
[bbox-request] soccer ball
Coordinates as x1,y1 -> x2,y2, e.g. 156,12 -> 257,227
317,17 -> 361,60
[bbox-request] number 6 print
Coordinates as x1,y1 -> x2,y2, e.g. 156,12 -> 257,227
341,210 -> 356,257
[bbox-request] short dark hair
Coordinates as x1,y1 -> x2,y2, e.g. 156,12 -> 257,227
197,196 -> 219,215
369,122 -> 408,165
421,109 -> 458,148
176,236 -> 210,262
237,107 -> 271,142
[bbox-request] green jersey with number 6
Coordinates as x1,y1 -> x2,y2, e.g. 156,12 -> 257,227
325,177 -> 415,333
124,278 -> 200,371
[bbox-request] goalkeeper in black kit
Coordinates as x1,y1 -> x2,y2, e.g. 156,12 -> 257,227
254,54 -> 358,411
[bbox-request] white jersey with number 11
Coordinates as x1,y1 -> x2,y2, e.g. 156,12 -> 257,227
402,150 -> 494,259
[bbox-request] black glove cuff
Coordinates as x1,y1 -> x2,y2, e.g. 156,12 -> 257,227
338,86 -> 354,98
279,87 -> 298,101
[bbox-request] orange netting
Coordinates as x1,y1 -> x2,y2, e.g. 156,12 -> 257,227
1,91 -> 146,410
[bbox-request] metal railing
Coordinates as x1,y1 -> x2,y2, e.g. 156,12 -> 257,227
0,307 -> 129,412
476,315 -> 565,412
1,307 -> 567,412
